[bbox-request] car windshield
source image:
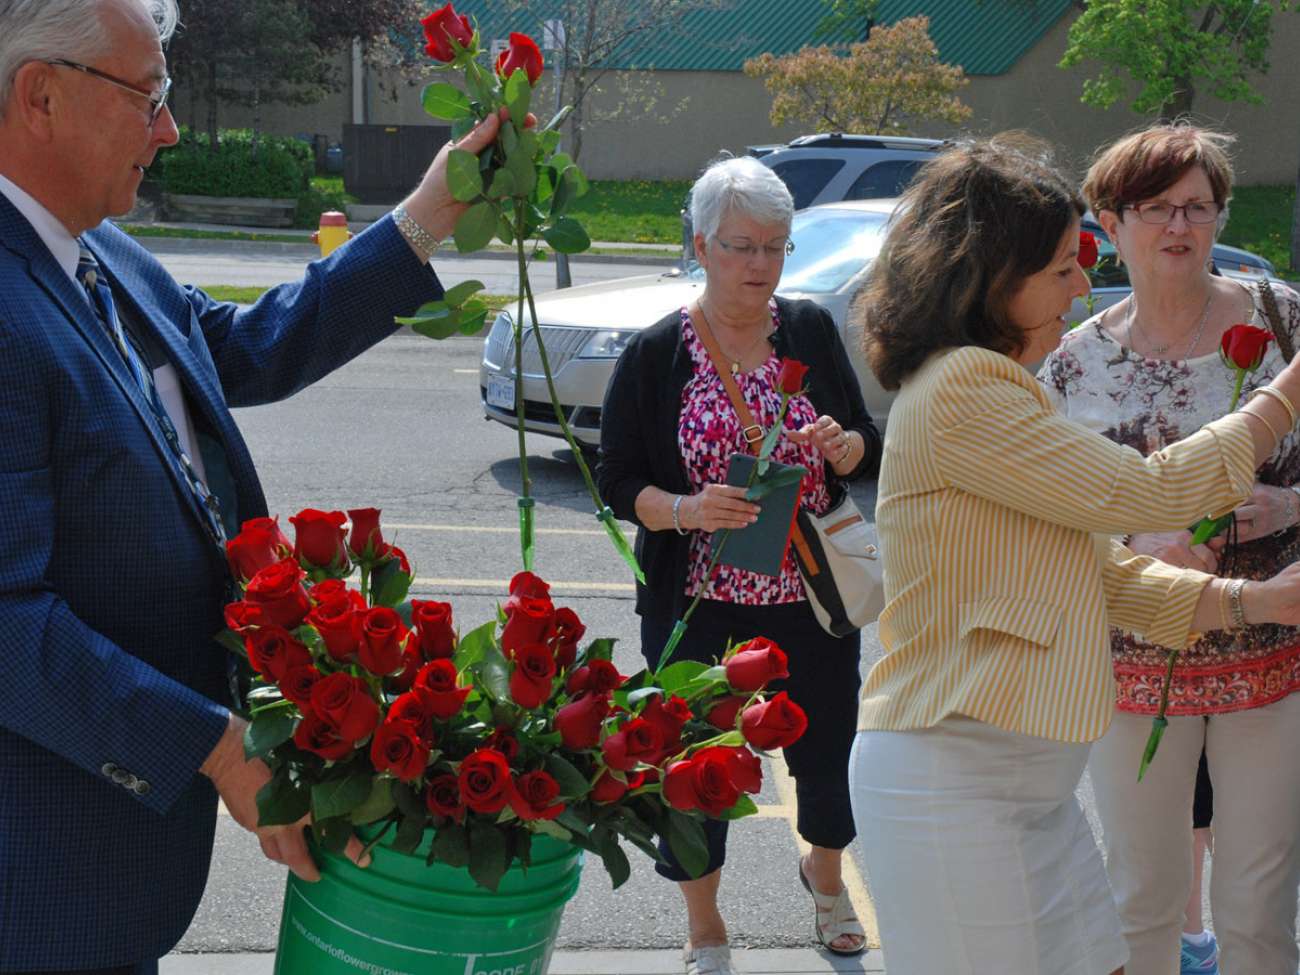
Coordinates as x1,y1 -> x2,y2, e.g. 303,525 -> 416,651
780,208 -> 890,293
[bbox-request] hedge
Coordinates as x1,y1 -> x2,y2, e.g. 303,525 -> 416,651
156,127 -> 313,199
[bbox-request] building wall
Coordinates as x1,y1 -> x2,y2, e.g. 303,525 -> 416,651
178,11 -> 1300,191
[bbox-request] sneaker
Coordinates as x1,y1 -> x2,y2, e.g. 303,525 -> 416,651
1180,932 -> 1219,975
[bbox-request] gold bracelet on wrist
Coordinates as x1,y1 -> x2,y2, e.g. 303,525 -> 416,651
1218,578 -> 1233,631
1228,577 -> 1248,629
1247,385 -> 1298,428
392,203 -> 441,262
1236,407 -> 1284,446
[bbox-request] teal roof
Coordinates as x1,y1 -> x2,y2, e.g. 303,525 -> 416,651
423,1 -> 1073,76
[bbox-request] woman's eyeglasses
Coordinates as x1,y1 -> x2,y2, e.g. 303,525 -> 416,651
712,237 -> 796,260
1123,200 -> 1222,225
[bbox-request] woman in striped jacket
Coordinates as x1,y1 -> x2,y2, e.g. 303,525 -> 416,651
848,134 -> 1300,975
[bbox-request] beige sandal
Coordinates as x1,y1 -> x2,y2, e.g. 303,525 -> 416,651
683,943 -> 733,975
798,855 -> 866,956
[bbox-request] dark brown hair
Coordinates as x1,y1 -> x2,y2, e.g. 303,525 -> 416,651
857,134 -> 1085,391
1082,123 -> 1234,216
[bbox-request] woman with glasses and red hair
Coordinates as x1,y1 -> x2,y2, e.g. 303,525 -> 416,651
1040,124 -> 1300,975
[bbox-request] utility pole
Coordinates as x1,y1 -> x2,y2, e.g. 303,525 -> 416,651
544,19 -> 572,289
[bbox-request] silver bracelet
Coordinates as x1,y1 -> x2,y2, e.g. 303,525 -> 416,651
392,203 -> 441,261
672,495 -> 689,535
1228,577 -> 1248,629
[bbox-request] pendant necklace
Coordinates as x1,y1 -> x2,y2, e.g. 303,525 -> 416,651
1128,289 -> 1214,359
699,299 -> 770,375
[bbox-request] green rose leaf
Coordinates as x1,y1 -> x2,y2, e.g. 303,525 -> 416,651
431,823 -> 471,868
216,628 -> 244,656
456,299 -> 489,336
655,660 -> 711,690
596,830 -> 632,889
497,212 -> 516,245
255,768 -> 310,827
451,116 -> 477,141
313,816 -> 354,854
539,130 -> 561,155
392,811 -> 427,854
406,308 -> 461,340
666,810 -> 709,879
468,821 -> 509,892
312,772 -> 374,822
505,70 -> 532,129
422,82 -> 473,121
543,216 -> 591,255
454,620 -> 496,670
626,686 -> 664,706
477,645 -> 512,702
717,793 -> 759,821
503,149 -> 536,198
443,279 -> 485,308
544,753 -> 591,799
243,708 -> 296,761
454,201 -> 498,253
446,148 -> 485,203
371,556 -> 413,607
488,167 -> 517,200
528,817 -> 572,842
349,778 -> 396,825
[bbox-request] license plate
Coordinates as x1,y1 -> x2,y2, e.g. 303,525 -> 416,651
486,374 -> 516,410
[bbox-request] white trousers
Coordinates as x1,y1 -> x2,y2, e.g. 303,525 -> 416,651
1089,695 -> 1300,975
851,717 -> 1127,975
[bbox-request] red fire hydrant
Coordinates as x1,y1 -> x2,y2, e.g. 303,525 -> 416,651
311,211 -> 352,257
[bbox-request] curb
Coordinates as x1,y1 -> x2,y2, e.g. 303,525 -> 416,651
162,949 -> 887,974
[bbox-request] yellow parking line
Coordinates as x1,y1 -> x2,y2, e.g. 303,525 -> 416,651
412,577 -> 635,593
387,522 -> 616,537
769,755 -> 880,948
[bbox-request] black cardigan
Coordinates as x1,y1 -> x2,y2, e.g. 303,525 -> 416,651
596,296 -> 882,622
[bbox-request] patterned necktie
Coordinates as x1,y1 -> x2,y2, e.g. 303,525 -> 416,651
76,241 -> 227,547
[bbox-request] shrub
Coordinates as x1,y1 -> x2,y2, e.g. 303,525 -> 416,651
295,176 -> 357,230
156,127 -> 313,199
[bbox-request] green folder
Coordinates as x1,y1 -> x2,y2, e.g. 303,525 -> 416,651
710,453 -> 806,576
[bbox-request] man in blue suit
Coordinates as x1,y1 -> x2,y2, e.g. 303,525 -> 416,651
0,0 -> 505,971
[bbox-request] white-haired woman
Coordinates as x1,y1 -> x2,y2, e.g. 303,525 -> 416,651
598,157 -> 881,975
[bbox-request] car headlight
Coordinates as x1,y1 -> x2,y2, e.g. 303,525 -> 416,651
578,329 -> 633,359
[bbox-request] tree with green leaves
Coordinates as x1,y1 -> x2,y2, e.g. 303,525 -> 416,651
812,0 -> 879,42
744,15 -> 971,136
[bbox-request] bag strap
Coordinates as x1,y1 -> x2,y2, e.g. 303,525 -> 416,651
1259,279 -> 1293,363
691,304 -> 820,574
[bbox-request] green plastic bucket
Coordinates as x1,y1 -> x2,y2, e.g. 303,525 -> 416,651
274,829 -> 583,975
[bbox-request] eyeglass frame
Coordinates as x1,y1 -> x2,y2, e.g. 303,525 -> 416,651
45,58 -> 173,126
1120,200 -> 1223,226
711,235 -> 796,260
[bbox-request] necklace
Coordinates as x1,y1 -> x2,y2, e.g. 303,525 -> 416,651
1127,289 -> 1214,359
698,299 -> 771,375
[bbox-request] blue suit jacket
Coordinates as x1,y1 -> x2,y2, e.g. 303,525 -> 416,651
0,196 -> 441,968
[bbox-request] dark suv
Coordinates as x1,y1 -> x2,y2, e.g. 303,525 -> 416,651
682,133 -> 947,263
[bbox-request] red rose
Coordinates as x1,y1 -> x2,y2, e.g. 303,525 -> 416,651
388,690 -> 437,747
226,517 -> 289,581
307,579 -> 351,604
705,695 -> 748,730
485,728 -> 520,761
421,2 -> 473,62
388,545 -> 411,575
307,593 -> 361,661
346,507 -> 388,561
244,626 -> 311,682
601,717 -> 664,771
356,606 -> 410,676
508,769 -> 565,820
589,770 -> 628,804
741,691 -> 808,750
279,664 -> 322,708
552,607 -> 585,670
244,558 -> 310,629
509,642 -> 556,709
725,638 -> 789,692
509,571 -> 551,600
723,744 -> 763,794
641,694 -> 691,756
494,32 -> 544,86
370,720 -> 430,782
387,642 -> 423,694
777,358 -> 809,396
289,508 -> 348,570
223,600 -> 264,633
414,659 -> 471,719
1220,323 -> 1272,371
663,746 -> 761,816
293,709 -> 354,761
425,772 -> 465,823
565,659 -> 624,695
554,691 -> 610,750
1077,231 -> 1099,270
309,673 -> 380,741
411,599 -> 456,659
458,748 -> 512,814
500,595 -> 555,658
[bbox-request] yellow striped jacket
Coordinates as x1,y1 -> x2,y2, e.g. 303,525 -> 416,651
859,346 -> 1257,742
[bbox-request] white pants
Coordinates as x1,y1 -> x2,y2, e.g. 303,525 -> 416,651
851,717 -> 1127,975
1089,695 -> 1300,975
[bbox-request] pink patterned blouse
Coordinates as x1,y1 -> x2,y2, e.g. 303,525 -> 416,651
1039,281 -> 1300,716
677,304 -> 831,605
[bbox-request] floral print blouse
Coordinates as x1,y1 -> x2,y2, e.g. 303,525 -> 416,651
677,304 -> 831,605
1038,280 -> 1300,715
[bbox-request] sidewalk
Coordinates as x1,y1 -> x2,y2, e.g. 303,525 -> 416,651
163,948 -> 886,974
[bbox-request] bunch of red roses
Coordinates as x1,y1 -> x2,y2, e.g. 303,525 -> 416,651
225,509 -> 807,890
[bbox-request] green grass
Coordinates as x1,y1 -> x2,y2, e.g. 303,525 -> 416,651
1223,185 -> 1296,276
120,225 -> 308,244
567,179 -> 691,244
